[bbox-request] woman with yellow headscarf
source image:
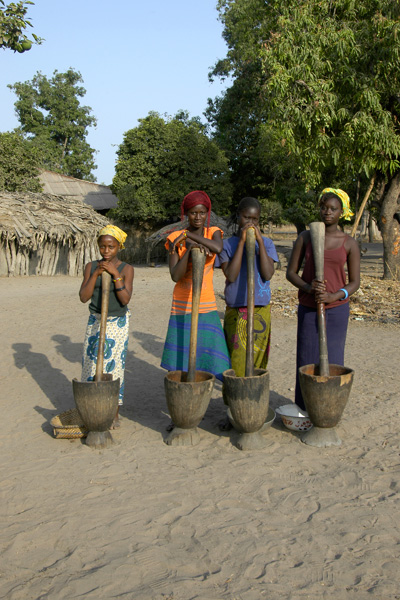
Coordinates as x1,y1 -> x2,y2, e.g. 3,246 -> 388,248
79,225 -> 134,427
286,188 -> 360,412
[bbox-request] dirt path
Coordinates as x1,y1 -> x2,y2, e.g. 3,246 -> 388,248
1,265 -> 399,600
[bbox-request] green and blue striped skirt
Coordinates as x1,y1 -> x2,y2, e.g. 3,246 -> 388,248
161,311 -> 231,380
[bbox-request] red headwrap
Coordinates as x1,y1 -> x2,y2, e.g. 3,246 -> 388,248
180,190 -> 212,229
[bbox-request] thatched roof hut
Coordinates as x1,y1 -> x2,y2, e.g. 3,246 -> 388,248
0,191 -> 108,277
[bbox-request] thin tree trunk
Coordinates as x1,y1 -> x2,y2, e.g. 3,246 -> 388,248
351,174 -> 376,237
368,217 -> 380,242
61,136 -> 69,162
360,210 -> 369,239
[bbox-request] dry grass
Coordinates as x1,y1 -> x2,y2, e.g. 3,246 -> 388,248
270,273 -> 400,325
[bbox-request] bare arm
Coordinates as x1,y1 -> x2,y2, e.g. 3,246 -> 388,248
114,264 -> 134,305
255,227 -> 275,281
346,236 -> 361,295
168,229 -> 222,282
79,262 -> 100,303
222,225 -> 275,283
221,236 -> 245,283
168,246 -> 191,282
286,231 -> 314,294
315,236 -> 360,304
79,261 -> 134,305
170,229 -> 223,256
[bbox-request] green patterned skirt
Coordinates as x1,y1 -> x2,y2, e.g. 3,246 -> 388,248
223,305 -> 271,378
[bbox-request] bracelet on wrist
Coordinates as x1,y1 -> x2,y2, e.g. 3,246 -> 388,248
113,277 -> 123,282
339,288 -> 349,300
115,285 -> 125,292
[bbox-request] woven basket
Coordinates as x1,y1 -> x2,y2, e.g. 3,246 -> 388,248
50,408 -> 88,439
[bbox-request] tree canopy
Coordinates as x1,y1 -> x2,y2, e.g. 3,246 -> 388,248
211,0 -> 400,278
8,69 -> 97,181
0,0 -> 41,52
0,131 -> 42,192
111,111 -> 233,228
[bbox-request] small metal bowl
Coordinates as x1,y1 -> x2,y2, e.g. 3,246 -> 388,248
227,406 -> 276,433
276,404 -> 313,432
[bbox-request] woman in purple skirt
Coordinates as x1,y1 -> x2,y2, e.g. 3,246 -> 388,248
286,188 -> 360,411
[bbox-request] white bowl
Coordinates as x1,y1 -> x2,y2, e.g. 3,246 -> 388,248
227,406 -> 276,433
275,404 -> 313,432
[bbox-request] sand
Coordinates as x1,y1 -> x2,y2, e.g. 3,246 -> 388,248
1,263 -> 399,600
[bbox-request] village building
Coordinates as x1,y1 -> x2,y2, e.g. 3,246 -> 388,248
0,171 -> 121,277
39,170 -> 118,215
0,190 -> 109,277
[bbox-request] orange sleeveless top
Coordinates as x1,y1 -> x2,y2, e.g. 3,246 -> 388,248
165,227 -> 222,315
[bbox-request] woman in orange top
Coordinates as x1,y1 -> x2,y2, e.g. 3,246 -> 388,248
161,190 -> 231,380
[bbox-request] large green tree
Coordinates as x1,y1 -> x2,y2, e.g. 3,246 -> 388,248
9,69 -> 97,181
0,131 -> 42,192
213,0 -> 400,279
0,0 -> 41,52
207,4 -> 321,229
112,111 -> 233,228
206,61 -> 270,202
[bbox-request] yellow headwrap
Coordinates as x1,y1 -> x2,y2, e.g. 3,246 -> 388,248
98,225 -> 127,249
319,188 -> 354,221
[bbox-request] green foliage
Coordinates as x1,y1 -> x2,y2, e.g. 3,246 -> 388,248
0,131 -> 43,192
111,111 -> 233,227
206,62 -> 270,202
8,69 -> 97,181
284,199 -> 319,232
211,0 -> 400,229
258,198 -> 285,228
0,0 -> 42,52
257,0 -> 400,187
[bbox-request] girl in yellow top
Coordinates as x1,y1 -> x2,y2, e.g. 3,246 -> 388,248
161,191 -> 230,380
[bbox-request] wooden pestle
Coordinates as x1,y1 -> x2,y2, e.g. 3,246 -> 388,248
309,222 -> 329,377
245,227 -> 256,377
95,271 -> 111,382
187,248 -> 206,382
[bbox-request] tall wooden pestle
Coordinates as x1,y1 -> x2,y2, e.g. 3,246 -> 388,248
245,227 -> 256,377
187,248 -> 206,382
95,271 -> 111,382
309,222 -> 329,377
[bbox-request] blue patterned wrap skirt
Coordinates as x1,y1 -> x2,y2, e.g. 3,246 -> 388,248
81,310 -> 130,405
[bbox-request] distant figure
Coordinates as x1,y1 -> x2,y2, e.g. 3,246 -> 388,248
286,188 -> 360,411
79,225 -> 134,428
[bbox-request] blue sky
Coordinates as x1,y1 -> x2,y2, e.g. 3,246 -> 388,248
0,0 -> 229,185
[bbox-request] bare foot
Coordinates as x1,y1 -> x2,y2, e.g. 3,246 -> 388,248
111,407 -> 121,429
111,416 -> 121,429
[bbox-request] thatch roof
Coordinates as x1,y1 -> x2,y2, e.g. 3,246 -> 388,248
0,191 -> 108,245
39,170 -> 118,211
145,211 -> 235,252
0,191 -> 109,276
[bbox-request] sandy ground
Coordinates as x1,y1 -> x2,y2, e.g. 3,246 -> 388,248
1,260 -> 399,600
